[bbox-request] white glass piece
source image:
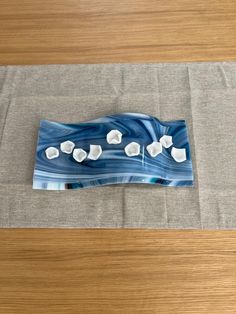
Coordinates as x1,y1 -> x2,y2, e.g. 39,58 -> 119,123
106,129 -> 123,144
171,147 -> 187,163
45,147 -> 59,160
88,145 -> 102,160
60,140 -> 75,154
73,148 -> 87,163
160,135 -> 173,148
125,142 -> 140,157
146,141 -> 162,157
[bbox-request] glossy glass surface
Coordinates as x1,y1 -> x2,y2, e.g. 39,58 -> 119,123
33,113 -> 194,190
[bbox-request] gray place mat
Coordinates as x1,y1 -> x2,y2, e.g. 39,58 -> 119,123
0,62 -> 235,228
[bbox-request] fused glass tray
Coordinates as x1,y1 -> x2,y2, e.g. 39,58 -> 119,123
33,113 -> 194,190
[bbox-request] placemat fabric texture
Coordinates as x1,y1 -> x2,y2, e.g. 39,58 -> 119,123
0,63 -> 235,228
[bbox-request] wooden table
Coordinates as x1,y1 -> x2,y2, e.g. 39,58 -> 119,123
0,0 -> 236,313
0,0 -> 236,64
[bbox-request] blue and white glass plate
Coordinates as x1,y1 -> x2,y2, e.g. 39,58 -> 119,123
33,113 -> 194,190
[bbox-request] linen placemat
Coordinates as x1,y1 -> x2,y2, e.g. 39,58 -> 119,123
0,63 -> 235,228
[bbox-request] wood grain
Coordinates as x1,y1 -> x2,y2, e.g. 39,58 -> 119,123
0,229 -> 236,314
0,0 -> 236,64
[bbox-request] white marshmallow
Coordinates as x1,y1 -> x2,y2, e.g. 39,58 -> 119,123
171,147 -> 187,163
160,135 -> 173,148
146,141 -> 162,157
88,145 -> 102,160
125,142 -> 140,157
73,148 -> 87,163
106,129 -> 123,144
45,147 -> 59,160
60,140 -> 75,154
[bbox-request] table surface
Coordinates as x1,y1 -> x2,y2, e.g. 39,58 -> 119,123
0,0 -> 236,64
0,0 -> 236,313
1,230 -> 236,314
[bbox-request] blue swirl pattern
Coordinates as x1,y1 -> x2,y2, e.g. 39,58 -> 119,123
33,113 -> 194,190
